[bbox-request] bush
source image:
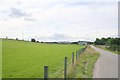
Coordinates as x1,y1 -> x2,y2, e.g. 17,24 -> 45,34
37,41 -> 39,43
31,38 -> 36,42
109,44 -> 119,52
16,38 -> 18,40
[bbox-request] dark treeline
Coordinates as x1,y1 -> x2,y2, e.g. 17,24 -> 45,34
94,37 -> 120,52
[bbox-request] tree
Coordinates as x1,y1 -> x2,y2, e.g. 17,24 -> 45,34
6,36 -> 8,39
31,38 -> 36,42
94,38 -> 103,45
94,37 -> 120,53
101,38 -> 107,45
37,41 -> 39,43
16,38 -> 18,40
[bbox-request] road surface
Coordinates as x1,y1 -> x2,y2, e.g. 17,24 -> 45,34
91,45 -> 118,78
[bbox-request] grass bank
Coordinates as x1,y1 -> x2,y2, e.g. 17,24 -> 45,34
67,46 -> 100,78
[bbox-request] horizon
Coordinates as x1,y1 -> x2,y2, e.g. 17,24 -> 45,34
1,37 -> 91,42
1,36 -> 119,43
0,0 -> 118,42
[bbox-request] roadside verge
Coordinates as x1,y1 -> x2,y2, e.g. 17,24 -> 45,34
67,45 -> 100,78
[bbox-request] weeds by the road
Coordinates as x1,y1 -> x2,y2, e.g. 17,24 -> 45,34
67,46 -> 100,78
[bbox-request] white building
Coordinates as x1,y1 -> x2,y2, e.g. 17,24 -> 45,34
78,41 -> 87,45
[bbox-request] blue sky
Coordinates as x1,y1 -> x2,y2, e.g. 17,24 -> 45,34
0,0 -> 119,42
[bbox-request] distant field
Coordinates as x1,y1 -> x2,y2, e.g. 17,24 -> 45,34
2,39 -> 84,78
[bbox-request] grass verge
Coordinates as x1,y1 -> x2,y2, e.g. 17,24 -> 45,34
95,45 -> 119,54
0,39 -> 2,79
67,46 -> 100,78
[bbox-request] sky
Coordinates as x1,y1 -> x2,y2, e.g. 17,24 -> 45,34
0,0 -> 119,42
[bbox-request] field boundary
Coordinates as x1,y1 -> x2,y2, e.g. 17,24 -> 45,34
2,39 -> 87,78
43,46 -> 87,79
0,39 -> 2,79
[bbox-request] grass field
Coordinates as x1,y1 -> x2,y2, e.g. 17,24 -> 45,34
0,39 -> 2,78
2,39 -> 85,78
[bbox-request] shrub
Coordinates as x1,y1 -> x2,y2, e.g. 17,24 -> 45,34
31,38 -> 36,42
37,41 -> 39,43
16,38 -> 18,40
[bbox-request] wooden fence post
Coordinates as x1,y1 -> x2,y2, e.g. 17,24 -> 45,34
72,52 -> 74,66
80,49 -> 82,54
78,50 -> 79,55
77,51 -> 79,58
76,51 -> 78,60
64,57 -> 67,79
44,65 -> 48,80
79,49 -> 81,54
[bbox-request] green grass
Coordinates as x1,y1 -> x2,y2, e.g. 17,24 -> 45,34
0,39 -> 2,78
67,46 -> 100,78
2,39 -> 85,78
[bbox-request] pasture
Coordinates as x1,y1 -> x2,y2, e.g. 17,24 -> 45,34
2,39 -> 85,78
0,39 -> 2,78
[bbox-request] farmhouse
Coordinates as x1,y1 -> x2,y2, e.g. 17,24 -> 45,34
78,41 -> 87,45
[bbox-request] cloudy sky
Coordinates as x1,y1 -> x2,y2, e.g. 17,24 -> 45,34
0,0 -> 119,42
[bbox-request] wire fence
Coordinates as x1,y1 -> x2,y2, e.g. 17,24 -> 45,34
43,46 -> 87,79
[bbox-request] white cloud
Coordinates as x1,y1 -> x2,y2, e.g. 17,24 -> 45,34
0,0 -> 118,41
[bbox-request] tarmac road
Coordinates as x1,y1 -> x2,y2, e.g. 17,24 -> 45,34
91,45 -> 118,78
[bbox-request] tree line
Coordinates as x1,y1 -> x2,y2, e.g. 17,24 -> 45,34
94,37 -> 120,52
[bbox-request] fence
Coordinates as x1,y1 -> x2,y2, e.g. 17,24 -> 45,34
43,46 -> 87,79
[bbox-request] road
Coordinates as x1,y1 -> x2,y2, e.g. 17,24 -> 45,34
91,45 -> 118,78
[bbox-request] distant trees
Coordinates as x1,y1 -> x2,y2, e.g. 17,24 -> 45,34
6,36 -> 8,39
37,41 -> 39,43
94,38 -> 108,45
94,38 -> 103,45
87,42 -> 93,45
94,37 -> 120,52
71,42 -> 78,44
16,38 -> 18,40
94,37 -> 120,45
31,38 -> 36,42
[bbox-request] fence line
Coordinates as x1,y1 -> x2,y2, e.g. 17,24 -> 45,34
72,52 -> 74,66
43,46 -> 87,79
76,51 -> 78,61
44,65 -> 48,80
64,57 -> 67,79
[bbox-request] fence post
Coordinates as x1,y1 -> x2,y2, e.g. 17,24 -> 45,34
79,49 -> 81,54
78,49 -> 79,55
82,48 -> 84,52
64,57 -> 67,79
72,52 -> 74,66
78,51 -> 79,58
44,65 -> 48,80
76,51 -> 77,60
77,50 -> 79,58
